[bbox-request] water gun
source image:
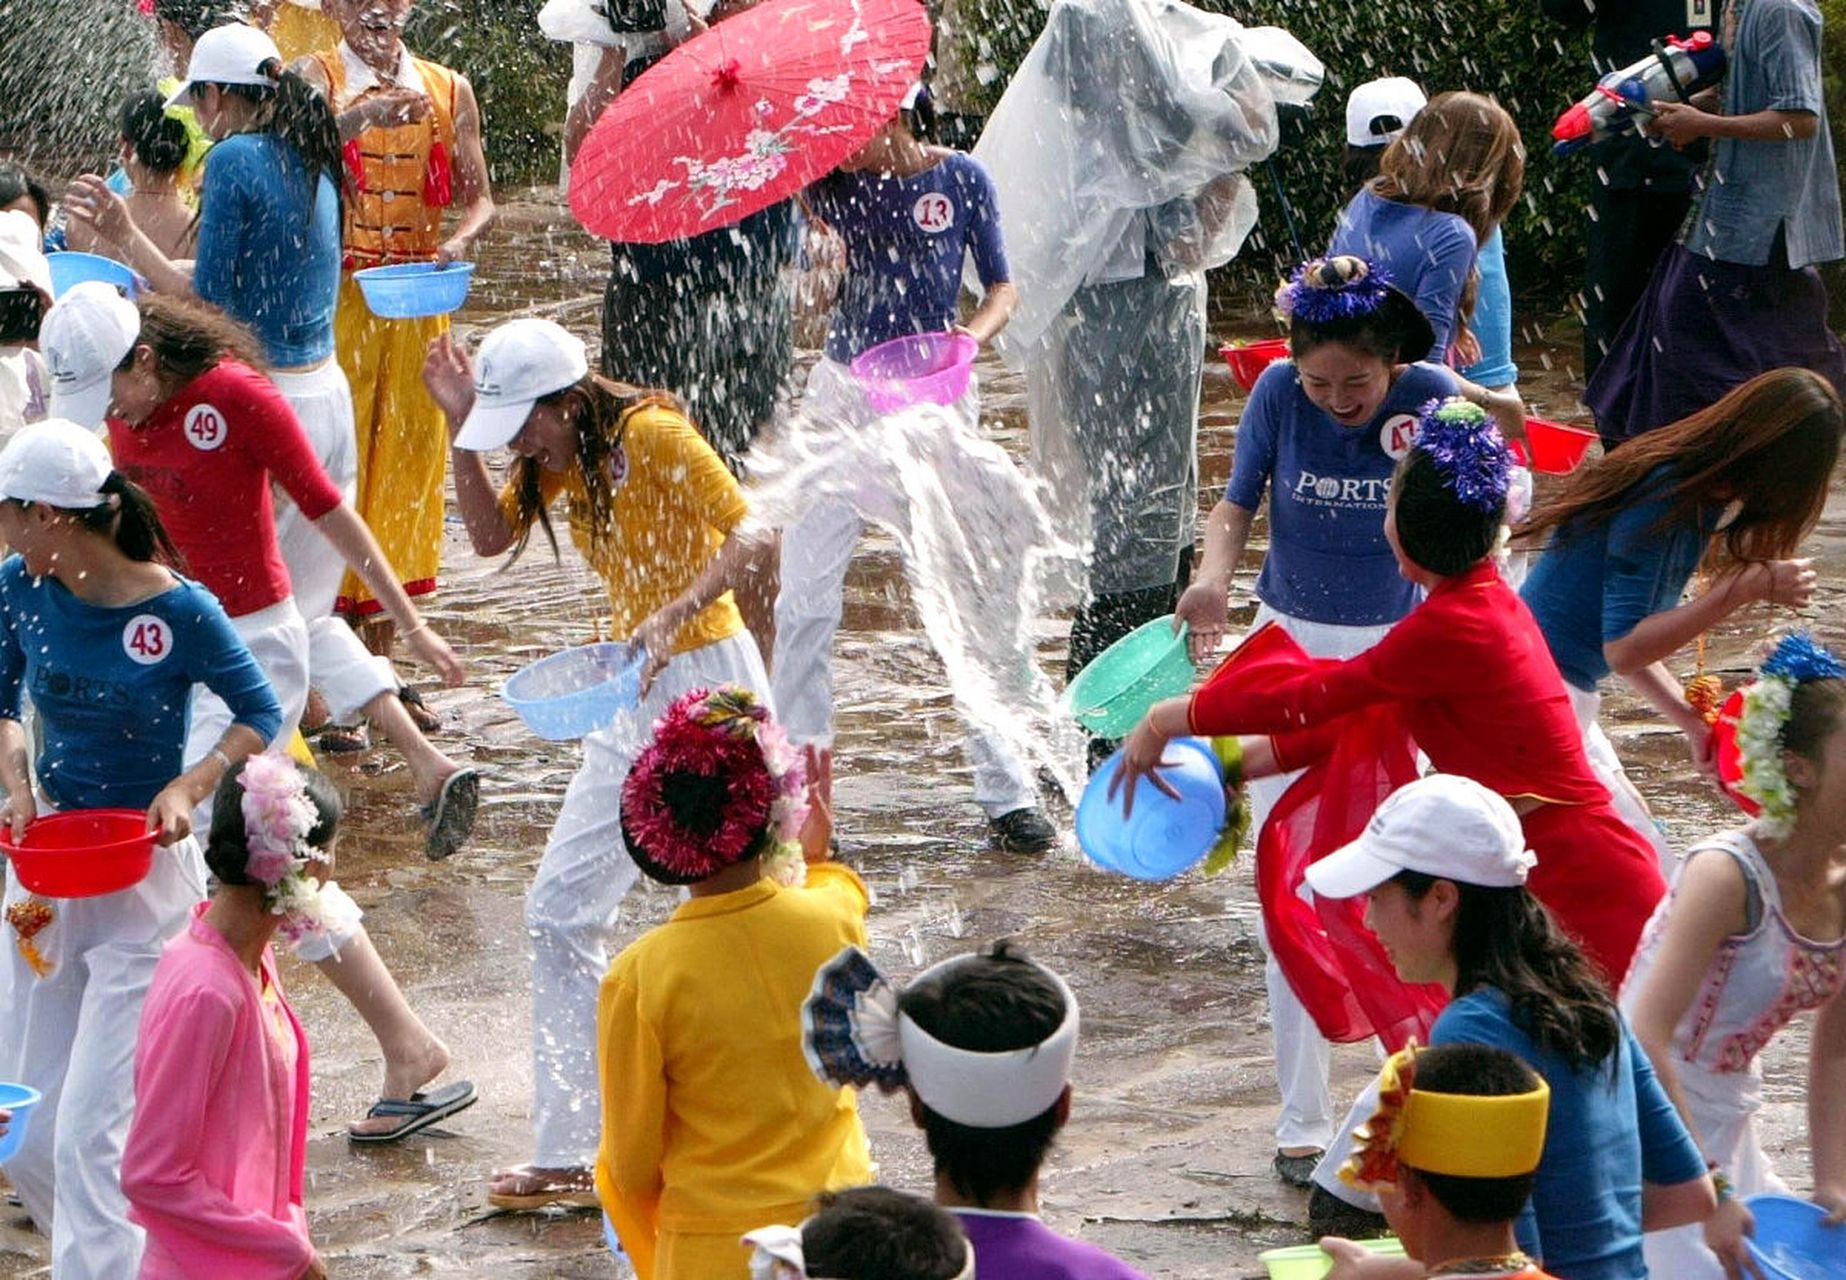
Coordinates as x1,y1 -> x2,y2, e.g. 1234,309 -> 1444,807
1552,32 -> 1727,155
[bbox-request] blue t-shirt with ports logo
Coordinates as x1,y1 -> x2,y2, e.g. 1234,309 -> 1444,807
1224,358 -> 1455,626
0,559 -> 282,812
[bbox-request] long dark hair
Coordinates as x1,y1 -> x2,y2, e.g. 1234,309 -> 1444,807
1396,870 -> 1620,1070
1519,368 -> 1843,571
215,62 -> 345,224
506,376 -> 680,564
54,471 -> 188,570
204,759 -> 343,886
120,88 -> 191,176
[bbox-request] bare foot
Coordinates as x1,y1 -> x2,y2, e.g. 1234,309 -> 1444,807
347,1035 -> 451,1137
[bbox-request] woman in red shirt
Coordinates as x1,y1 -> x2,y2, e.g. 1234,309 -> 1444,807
1114,399 -> 1667,1050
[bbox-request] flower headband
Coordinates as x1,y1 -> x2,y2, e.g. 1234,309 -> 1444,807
802,946 -> 1081,1129
620,685 -> 808,886
1274,255 -> 1396,326
742,1224 -> 975,1280
1341,1044 -> 1550,1193
1734,633 -> 1846,838
238,755 -> 342,944
1413,397 -> 1513,515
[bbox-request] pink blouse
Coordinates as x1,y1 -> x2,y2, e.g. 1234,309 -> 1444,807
123,905 -> 314,1279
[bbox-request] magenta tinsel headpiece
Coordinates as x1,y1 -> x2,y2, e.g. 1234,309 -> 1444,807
1412,397 -> 1513,514
1275,255 -> 1397,327
620,685 -> 808,885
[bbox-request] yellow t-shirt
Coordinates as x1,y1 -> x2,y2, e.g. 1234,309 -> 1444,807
496,401 -> 746,654
595,863 -> 873,1279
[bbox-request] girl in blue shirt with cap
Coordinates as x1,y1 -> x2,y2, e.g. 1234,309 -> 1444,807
0,419 -> 281,1279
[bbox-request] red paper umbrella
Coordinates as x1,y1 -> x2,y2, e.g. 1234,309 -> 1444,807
569,0 -> 931,244
1712,686 -> 1762,817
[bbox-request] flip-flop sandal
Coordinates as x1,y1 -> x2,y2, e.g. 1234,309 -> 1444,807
303,721 -> 371,755
486,1164 -> 600,1212
399,684 -> 442,734
422,767 -> 480,861
347,1079 -> 478,1144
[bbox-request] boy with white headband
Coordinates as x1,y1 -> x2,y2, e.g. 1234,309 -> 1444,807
805,942 -> 1148,1278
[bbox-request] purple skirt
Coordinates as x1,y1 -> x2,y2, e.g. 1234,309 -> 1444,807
1585,243 -> 1846,444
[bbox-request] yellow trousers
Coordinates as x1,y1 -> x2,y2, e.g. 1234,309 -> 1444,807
333,274 -> 449,615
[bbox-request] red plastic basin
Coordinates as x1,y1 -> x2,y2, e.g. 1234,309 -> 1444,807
1510,417 -> 1597,474
1,809 -> 158,898
1220,337 -> 1291,393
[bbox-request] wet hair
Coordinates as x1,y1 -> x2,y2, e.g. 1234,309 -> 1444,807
1519,368 -> 1843,574
151,0 -> 245,41
1403,1044 -> 1542,1223
30,471 -> 188,569
1373,91 -> 1524,247
210,61 -> 345,227
118,293 -> 266,385
1287,260 -> 1437,367
800,1186 -> 971,1280
203,759 -> 342,886
900,84 -> 938,145
899,941 -> 1069,1204
120,89 -> 191,176
505,375 -> 680,564
1393,870 -> 1619,1070
1785,677 -> 1846,768
1388,445 -> 1503,576
0,164 -> 50,229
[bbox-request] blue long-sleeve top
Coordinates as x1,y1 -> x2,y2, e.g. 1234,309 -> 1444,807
0,558 -> 282,812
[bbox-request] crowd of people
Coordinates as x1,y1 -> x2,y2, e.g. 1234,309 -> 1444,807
0,0 -> 1841,1275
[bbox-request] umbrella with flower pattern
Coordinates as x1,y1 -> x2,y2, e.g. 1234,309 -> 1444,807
568,0 -> 931,244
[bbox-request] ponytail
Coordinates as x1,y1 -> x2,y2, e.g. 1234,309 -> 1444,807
70,473 -> 188,570
220,65 -> 345,224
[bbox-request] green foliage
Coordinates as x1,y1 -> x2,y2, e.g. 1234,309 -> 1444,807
406,0 -> 573,186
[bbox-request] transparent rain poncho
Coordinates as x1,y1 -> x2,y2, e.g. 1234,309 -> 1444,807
973,0 -> 1315,597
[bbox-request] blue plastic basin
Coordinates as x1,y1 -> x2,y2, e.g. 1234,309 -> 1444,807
502,642 -> 642,741
46,251 -> 142,299
0,1082 -> 43,1162
1746,1194 -> 1846,1280
1077,737 -> 1226,881
603,1213 -> 625,1259
352,261 -> 475,318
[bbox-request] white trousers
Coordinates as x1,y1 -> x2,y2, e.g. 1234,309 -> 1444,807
271,364 -> 396,723
1643,1059 -> 1783,1277
770,359 -> 1036,818
1566,684 -> 1676,879
1244,604 -> 1395,1152
0,831 -> 206,1279
527,631 -> 770,1168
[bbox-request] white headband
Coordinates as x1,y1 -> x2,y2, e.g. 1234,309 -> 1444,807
742,1223 -> 976,1280
802,946 -> 1081,1128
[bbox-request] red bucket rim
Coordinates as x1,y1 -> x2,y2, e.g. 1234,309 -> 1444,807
0,808 -> 157,857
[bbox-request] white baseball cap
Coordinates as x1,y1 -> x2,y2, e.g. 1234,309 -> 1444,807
40,281 -> 141,428
166,23 -> 283,109
0,210 -> 52,303
0,419 -> 113,510
454,318 -> 590,451
1345,76 -> 1427,148
1305,774 -> 1536,900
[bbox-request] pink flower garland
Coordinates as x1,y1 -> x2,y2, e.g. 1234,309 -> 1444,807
621,686 -> 808,881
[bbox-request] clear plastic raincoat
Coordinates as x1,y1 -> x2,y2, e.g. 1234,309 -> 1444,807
974,0 -> 1308,597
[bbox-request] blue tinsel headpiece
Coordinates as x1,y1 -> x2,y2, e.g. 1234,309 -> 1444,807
1413,397 -> 1513,514
1761,633 -> 1846,684
1275,256 -> 1396,327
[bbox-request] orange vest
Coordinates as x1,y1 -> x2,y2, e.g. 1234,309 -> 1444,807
314,50 -> 458,268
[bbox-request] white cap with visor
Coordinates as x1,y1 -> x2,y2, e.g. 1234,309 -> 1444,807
1305,773 -> 1536,901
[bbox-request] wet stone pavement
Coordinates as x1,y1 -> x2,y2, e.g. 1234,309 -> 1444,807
0,195 -> 1834,1277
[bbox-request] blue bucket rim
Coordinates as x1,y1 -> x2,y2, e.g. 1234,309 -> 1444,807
0,1082 -> 43,1108
502,641 -> 640,710
1064,615 -> 1190,719
353,260 -> 476,281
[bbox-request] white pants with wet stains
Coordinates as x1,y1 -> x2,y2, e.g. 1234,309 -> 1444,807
525,630 -> 771,1169
1243,604 -> 1395,1153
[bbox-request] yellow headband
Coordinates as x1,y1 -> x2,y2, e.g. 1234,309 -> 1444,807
1341,1046 -> 1550,1192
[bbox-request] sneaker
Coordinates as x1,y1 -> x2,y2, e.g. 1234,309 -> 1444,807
990,806 -> 1057,854
1307,1183 -> 1389,1239
1273,1149 -> 1323,1189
